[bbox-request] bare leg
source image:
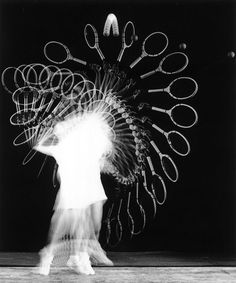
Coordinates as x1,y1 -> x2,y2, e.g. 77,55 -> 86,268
67,208 -> 95,275
89,200 -> 113,266
90,200 -> 106,239
37,210 -> 68,275
67,205 -> 112,274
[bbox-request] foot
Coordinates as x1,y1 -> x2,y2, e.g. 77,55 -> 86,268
36,248 -> 54,276
67,253 -> 95,275
91,251 -> 114,266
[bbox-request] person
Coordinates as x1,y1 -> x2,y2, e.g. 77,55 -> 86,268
34,113 -> 113,275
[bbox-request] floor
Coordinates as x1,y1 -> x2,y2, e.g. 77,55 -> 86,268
0,266 -> 236,283
0,252 -> 235,267
0,252 -> 235,282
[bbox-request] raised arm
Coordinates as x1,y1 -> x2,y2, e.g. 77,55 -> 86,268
33,127 -> 59,156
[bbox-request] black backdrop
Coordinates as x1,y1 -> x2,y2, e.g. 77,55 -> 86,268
0,0 -> 235,255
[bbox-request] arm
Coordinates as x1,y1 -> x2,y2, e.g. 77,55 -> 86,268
34,131 -> 59,157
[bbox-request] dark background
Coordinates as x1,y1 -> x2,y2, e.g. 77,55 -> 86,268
0,0 -> 235,255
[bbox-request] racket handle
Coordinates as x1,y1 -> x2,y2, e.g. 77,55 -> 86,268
97,47 -> 105,61
130,56 -> 142,69
148,89 -> 164,93
72,57 -> 87,66
150,140 -> 161,155
117,47 -> 125,62
140,70 -> 156,79
151,106 -> 166,113
147,156 -> 154,172
152,123 -> 165,134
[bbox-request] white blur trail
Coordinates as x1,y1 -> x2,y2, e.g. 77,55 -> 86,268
35,113 -> 114,275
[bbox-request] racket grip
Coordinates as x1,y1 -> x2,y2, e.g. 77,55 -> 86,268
147,156 -> 154,172
73,57 -> 87,66
97,48 -> 105,61
148,89 -> 164,93
152,123 -> 165,134
150,140 -> 161,155
117,48 -> 125,62
130,56 -> 142,69
151,106 -> 166,113
140,70 -> 156,79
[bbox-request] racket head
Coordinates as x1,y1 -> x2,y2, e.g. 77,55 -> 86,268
26,64 -> 53,90
60,73 -> 75,98
166,130 -> 191,156
1,66 -> 26,94
143,31 -> 168,57
169,103 -> 198,128
168,76 -> 198,100
44,41 -> 69,64
10,109 -> 37,126
13,127 -> 38,146
160,154 -> 179,182
159,52 -> 189,74
151,173 -> 167,205
61,73 -> 86,100
127,203 -> 146,235
50,67 -> 73,97
123,21 -> 136,48
23,63 -> 49,88
12,86 -> 42,106
84,24 -> 98,49
22,149 -> 38,165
